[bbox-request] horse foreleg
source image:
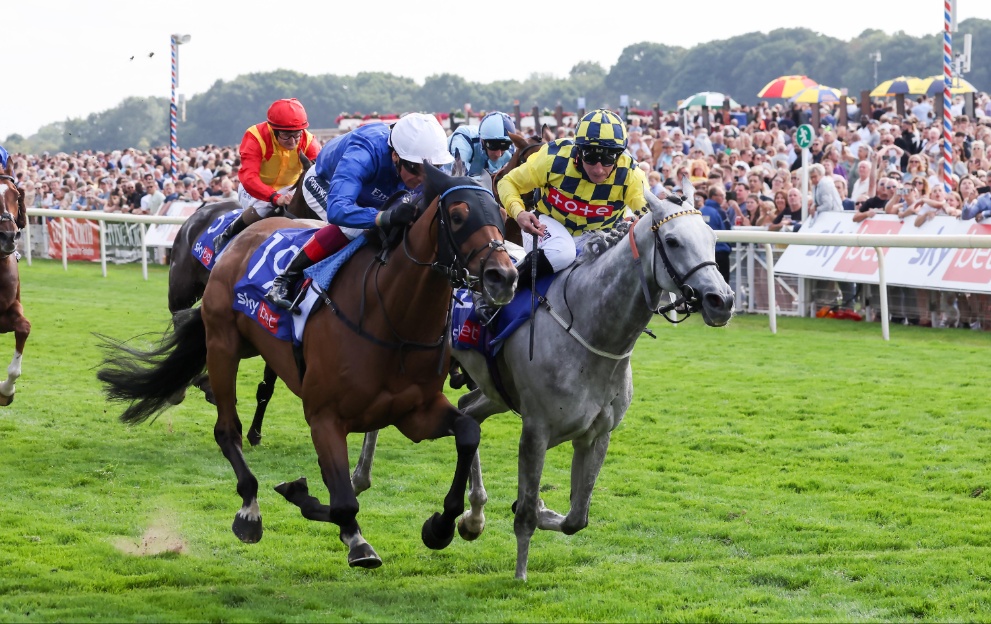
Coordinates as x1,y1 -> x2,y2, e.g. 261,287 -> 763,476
557,431 -> 611,536
0,311 -> 30,406
247,364 -> 277,446
456,388 -> 507,542
207,337 -> 261,544
308,417 -> 380,569
350,429 -> 378,495
513,422 -> 550,581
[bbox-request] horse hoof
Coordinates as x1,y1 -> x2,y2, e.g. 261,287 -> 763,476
247,429 -> 262,446
231,514 -> 263,544
457,515 -> 484,541
274,477 -> 308,499
348,543 -> 382,569
0,393 -> 13,407
421,512 -> 455,550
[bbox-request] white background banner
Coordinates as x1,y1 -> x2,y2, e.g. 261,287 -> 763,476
776,212 -> 991,293
146,201 -> 202,248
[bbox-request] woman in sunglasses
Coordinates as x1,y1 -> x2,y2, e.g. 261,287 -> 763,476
265,113 -> 453,309
213,98 -> 320,250
448,111 -> 516,176
497,109 -> 648,289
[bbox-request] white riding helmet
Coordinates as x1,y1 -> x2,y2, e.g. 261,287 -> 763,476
389,113 -> 454,166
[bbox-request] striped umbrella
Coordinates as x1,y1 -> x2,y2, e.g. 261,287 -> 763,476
915,75 -> 977,96
869,76 -> 926,97
677,91 -> 740,110
757,75 -> 818,99
789,85 -> 843,104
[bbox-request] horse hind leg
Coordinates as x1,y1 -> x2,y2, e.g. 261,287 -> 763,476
456,388 -> 506,542
513,422 -> 551,581
554,431 -> 611,536
206,328 -> 262,544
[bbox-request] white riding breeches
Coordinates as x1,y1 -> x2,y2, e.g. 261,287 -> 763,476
522,214 -> 593,272
237,183 -> 295,217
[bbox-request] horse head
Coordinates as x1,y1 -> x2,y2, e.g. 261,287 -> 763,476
640,176 -> 734,326
0,174 -> 23,258
419,163 -> 517,307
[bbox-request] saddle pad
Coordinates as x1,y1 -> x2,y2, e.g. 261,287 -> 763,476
193,209 -> 242,269
451,274 -> 555,357
304,234 -> 368,290
232,228 -> 319,344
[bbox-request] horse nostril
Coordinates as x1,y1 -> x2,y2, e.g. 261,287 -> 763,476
704,292 -> 730,309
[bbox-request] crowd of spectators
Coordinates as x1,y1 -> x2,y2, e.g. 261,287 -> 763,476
5,145 -> 244,221
5,91 -> 991,326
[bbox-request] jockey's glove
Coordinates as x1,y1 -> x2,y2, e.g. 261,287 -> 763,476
376,201 -> 416,231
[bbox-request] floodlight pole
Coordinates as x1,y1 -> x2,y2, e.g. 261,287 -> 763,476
170,33 -> 191,181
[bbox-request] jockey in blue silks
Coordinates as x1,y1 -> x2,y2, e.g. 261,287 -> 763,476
448,111 -> 516,176
264,113 -> 454,309
0,145 -> 9,170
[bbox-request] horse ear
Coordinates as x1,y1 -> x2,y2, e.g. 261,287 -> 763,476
509,132 -> 527,150
422,160 -> 444,207
541,124 -> 554,143
451,152 -> 466,177
681,175 -> 696,203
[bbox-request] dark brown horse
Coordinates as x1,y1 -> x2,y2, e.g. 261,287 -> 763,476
98,164 -> 518,568
166,172 -> 319,442
0,167 -> 30,406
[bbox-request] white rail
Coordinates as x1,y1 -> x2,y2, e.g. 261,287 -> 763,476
22,210 -> 991,340
716,230 -> 991,340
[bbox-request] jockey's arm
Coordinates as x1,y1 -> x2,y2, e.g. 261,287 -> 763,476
237,131 -> 278,202
322,145 -> 385,229
624,166 -> 650,214
497,153 -> 545,221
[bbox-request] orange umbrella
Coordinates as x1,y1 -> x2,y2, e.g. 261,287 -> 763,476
757,75 -> 818,99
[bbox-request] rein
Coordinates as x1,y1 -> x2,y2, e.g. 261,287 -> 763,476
324,183 -> 508,370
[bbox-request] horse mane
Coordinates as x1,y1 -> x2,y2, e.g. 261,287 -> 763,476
576,219 -> 633,265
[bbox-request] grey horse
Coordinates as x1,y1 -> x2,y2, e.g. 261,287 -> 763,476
351,179 -> 734,579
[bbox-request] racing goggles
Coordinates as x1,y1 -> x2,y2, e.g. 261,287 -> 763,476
579,146 -> 622,166
483,139 -> 512,152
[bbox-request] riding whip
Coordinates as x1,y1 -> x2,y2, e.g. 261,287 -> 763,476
529,232 -> 538,361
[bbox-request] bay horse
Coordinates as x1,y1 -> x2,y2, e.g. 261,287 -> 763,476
98,164 -> 518,569
167,170 -> 319,443
353,179 -> 735,579
0,171 -> 29,406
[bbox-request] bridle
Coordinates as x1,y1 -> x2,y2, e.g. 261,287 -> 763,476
403,184 -> 509,297
0,176 -> 23,259
323,182 -> 510,370
629,195 -> 717,323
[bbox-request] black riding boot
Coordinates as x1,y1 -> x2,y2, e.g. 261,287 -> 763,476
265,248 -> 316,310
213,207 -> 261,252
514,248 -> 555,291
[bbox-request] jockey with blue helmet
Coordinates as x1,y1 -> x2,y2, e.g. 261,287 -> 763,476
264,112 -> 454,310
448,111 -> 516,176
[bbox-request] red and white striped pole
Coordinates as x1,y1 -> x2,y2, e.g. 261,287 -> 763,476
942,0 -> 954,193
169,34 -> 190,181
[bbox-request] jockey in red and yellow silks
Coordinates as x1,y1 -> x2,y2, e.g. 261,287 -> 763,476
212,98 -> 320,252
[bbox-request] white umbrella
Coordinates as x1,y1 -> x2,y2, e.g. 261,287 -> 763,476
677,92 -> 740,110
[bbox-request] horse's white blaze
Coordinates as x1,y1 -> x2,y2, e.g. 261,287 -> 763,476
236,499 -> 260,521
0,350 -> 22,396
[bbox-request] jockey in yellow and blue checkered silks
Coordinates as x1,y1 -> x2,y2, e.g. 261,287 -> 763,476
498,138 -> 648,235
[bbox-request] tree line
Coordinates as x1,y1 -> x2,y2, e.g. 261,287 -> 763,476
8,19 -> 989,155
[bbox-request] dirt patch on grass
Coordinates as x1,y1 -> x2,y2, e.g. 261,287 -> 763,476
114,515 -> 187,556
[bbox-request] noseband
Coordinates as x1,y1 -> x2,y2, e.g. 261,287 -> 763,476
630,198 -> 717,323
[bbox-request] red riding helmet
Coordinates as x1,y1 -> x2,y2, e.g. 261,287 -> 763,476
267,98 -> 309,131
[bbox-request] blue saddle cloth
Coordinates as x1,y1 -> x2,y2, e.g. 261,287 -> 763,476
451,275 -> 554,357
193,210 -> 242,269
231,228 -> 368,345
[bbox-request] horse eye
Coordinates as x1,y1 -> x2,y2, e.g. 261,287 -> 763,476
665,237 -> 681,248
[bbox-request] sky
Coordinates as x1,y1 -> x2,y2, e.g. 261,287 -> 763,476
3,0 -> 989,140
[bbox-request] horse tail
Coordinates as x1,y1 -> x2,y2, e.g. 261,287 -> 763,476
96,307 -> 208,425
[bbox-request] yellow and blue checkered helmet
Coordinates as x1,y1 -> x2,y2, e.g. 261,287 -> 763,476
575,109 -> 627,151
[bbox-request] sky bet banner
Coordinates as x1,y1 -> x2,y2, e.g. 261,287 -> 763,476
775,213 -> 991,294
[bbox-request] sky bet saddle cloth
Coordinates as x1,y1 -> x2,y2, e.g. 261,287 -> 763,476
192,209 -> 242,270
230,228 -> 367,345
451,274 -> 554,358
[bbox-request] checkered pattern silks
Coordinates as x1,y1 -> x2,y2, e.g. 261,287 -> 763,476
530,139 -> 643,234
575,109 -> 627,149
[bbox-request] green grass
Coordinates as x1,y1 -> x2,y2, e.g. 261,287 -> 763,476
1,259 -> 990,622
